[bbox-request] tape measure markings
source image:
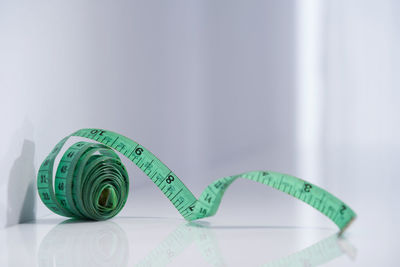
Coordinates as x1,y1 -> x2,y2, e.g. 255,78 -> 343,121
37,128 -> 356,231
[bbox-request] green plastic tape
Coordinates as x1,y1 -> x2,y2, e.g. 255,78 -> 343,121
37,128 -> 356,232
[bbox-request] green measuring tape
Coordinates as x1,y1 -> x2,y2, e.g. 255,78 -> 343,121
37,128 -> 356,232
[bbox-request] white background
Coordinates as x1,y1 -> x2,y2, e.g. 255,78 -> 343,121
0,0 -> 399,266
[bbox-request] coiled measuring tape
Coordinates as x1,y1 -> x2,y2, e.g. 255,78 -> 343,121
37,128 -> 356,232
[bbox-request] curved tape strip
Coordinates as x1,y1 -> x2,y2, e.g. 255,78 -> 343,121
37,129 -> 356,231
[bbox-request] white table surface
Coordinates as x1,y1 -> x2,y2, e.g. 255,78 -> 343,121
1,178 -> 397,267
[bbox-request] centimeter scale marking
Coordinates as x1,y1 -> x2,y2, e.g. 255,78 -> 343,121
37,128 -> 356,232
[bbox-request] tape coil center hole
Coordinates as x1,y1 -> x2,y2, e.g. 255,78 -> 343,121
98,187 -> 113,208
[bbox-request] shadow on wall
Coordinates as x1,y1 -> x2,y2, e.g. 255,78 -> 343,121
6,139 -> 36,226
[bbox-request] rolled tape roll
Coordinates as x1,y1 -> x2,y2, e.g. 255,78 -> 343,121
37,129 -> 356,232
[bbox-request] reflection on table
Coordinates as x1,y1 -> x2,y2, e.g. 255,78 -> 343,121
38,219 -> 356,267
